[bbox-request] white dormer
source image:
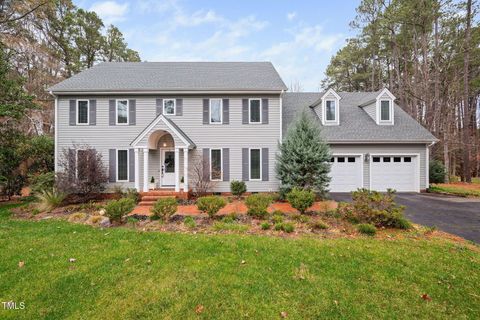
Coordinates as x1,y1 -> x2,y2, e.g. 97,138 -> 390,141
375,88 -> 395,125
320,88 -> 341,126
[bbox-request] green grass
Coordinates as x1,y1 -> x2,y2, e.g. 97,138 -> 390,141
429,184 -> 480,197
0,203 -> 479,319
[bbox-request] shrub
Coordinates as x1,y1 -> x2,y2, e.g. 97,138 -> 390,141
245,193 -> 272,218
287,187 -> 315,214
29,172 -> 55,195
184,216 -> 196,229
272,214 -> 284,224
309,220 -> 329,230
230,180 -> 247,198
292,213 -> 310,223
337,189 -> 411,229
261,222 -> 271,230
196,196 -> 226,218
151,197 -> 178,221
125,188 -> 140,204
36,188 -> 66,212
429,160 -> 446,184
275,222 -> 295,233
104,198 -> 135,222
212,221 -> 248,232
113,185 -> 124,199
357,223 -> 376,236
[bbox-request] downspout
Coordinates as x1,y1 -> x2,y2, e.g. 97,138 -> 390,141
425,141 -> 437,189
48,91 -> 58,173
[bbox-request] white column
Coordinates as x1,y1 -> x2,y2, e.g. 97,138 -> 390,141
174,147 -> 180,192
143,148 -> 149,191
183,148 -> 189,192
134,148 -> 140,191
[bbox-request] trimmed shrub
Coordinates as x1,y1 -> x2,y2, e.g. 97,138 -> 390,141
287,187 -> 315,214
337,189 -> 411,229
357,223 -> 376,236
230,180 -> 247,198
104,198 -> 136,222
196,196 -> 227,218
36,188 -> 66,212
184,216 -> 196,229
429,160 -> 446,184
245,193 -> 272,218
151,197 -> 178,221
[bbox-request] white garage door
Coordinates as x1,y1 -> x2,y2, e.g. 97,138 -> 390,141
329,155 -> 363,192
370,155 -> 418,192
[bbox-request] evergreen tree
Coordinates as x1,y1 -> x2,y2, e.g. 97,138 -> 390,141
276,111 -> 331,196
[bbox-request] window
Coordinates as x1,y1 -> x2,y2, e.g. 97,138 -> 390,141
383,157 -> 391,162
210,99 -> 222,124
163,99 -> 176,115
116,100 -> 128,124
249,99 -> 261,123
373,157 -> 380,162
404,157 -> 412,162
348,157 -> 355,163
77,100 -> 89,124
117,150 -> 128,181
337,157 -> 345,163
250,149 -> 261,180
380,100 -> 391,121
210,149 -> 222,181
394,157 -> 401,163
330,157 -> 335,162
325,100 -> 336,121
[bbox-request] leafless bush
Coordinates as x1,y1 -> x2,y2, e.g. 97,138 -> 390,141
189,156 -> 218,197
56,145 -> 108,198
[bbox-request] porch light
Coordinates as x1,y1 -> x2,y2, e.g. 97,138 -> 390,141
163,142 -> 167,147
364,153 -> 370,162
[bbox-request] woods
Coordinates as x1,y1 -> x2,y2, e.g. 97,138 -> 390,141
323,0 -> 480,182
0,0 -> 140,198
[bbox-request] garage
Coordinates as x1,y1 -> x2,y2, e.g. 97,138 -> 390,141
329,155 -> 363,192
370,155 -> 419,192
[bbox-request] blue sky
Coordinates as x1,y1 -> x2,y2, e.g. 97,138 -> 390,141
74,0 -> 360,91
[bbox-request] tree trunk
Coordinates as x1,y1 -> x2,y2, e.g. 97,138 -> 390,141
462,0 -> 472,182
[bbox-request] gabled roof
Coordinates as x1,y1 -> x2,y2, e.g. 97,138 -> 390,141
48,62 -> 287,93
282,92 -> 438,143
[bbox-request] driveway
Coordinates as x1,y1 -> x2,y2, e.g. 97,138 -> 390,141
330,193 -> 480,243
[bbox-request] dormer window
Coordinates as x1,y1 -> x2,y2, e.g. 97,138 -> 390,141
325,100 -> 336,122
375,88 -> 395,125
380,100 -> 391,121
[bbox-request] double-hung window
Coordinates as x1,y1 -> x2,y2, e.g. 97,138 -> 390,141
249,148 -> 261,180
163,99 -> 176,115
380,100 -> 391,121
325,100 -> 336,122
249,99 -> 261,123
210,149 -> 222,181
117,149 -> 129,182
77,100 -> 89,124
116,99 -> 129,124
210,99 -> 222,124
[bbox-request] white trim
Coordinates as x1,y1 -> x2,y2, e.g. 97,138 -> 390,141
143,148 -> 149,191
50,90 -> 285,95
76,99 -> 89,125
376,88 -> 396,100
320,89 -> 341,126
134,148 -> 140,191
174,147 -> 180,192
321,88 -> 341,101
248,148 -> 262,181
248,98 -> 262,124
209,98 -> 223,124
280,90 -> 284,141
330,153 -> 364,190
183,148 -> 189,192
377,99 -> 393,124
116,149 -> 129,182
160,148 -> 175,187
324,99 -> 338,124
369,153 -> 421,192
375,88 -> 395,125
131,114 -> 192,148
425,144 -> 430,188
210,148 -> 223,181
54,95 -> 58,172
115,99 -> 129,125
163,98 -> 176,115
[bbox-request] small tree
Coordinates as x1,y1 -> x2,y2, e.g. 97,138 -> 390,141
230,180 -> 247,198
190,156 -> 218,196
56,145 -> 108,198
429,160 -> 446,184
276,111 -> 331,196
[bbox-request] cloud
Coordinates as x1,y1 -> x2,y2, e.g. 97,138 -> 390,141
287,12 -> 297,21
174,9 -> 223,27
90,1 -> 129,24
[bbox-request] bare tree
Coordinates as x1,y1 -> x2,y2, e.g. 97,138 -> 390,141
189,156 -> 218,197
289,80 -> 304,92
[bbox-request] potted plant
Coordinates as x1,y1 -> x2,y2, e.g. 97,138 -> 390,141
149,176 -> 156,190
180,176 -> 184,190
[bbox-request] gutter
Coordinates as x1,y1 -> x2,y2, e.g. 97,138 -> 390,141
47,89 -> 285,96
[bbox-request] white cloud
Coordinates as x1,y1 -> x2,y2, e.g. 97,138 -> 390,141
90,1 -> 129,24
174,9 -> 223,27
287,12 -> 297,21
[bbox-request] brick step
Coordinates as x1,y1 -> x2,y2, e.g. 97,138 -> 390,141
141,195 -> 176,201
140,191 -> 177,196
138,201 -> 157,206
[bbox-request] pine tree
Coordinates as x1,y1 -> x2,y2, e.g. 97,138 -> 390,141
276,111 -> 331,196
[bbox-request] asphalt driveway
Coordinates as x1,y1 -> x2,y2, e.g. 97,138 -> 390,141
330,193 -> 480,243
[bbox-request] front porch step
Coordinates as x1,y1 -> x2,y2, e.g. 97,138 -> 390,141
141,195 -> 176,201
140,191 -> 177,196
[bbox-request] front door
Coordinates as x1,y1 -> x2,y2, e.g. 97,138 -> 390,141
161,149 -> 175,187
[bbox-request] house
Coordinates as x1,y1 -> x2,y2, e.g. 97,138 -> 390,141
48,61 -> 437,195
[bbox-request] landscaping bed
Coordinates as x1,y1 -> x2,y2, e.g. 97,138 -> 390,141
428,183 -> 480,197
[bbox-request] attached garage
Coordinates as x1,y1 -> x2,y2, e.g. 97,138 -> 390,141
329,154 -> 363,192
370,154 -> 420,192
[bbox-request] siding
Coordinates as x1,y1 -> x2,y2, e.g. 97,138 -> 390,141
57,95 -> 281,192
363,103 -> 376,122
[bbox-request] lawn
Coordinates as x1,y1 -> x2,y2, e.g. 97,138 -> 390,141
429,182 -> 480,197
0,203 -> 479,319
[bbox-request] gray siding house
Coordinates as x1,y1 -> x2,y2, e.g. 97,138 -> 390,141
49,62 -> 437,194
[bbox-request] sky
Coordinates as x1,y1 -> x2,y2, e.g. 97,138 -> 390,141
74,0 -> 360,91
